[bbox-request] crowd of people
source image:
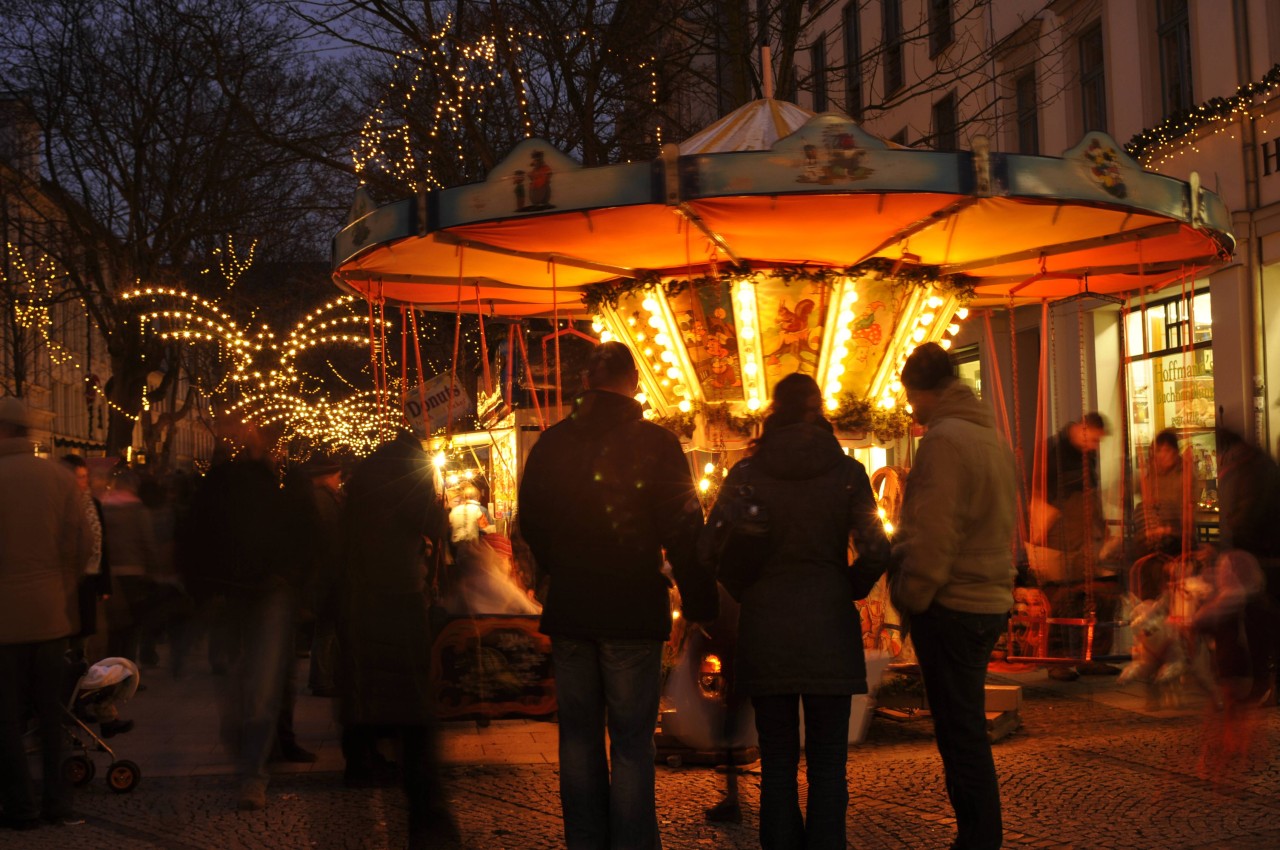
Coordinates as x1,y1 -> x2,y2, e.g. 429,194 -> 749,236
6,333 -> 1279,849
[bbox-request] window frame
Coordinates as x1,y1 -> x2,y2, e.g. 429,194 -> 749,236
883,0 -> 904,96
843,2 -> 862,119
929,0 -> 954,57
811,32 -> 829,112
1015,69 -> 1039,154
1157,0 -> 1193,116
1078,21 -> 1107,133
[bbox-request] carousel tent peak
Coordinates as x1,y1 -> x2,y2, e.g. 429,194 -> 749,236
678,98 -> 816,154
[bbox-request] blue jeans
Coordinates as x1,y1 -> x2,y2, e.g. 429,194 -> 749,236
751,693 -> 851,850
0,638 -> 71,822
912,605 -> 1008,850
221,583 -> 296,781
552,636 -> 664,850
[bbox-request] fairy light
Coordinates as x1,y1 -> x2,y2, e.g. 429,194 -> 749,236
1126,63 -> 1280,168
122,287 -> 419,454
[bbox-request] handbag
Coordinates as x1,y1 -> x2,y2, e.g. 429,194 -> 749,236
700,461 -> 773,602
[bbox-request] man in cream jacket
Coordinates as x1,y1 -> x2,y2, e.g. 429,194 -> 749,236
891,343 -> 1016,850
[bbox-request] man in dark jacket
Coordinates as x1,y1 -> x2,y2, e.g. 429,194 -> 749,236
892,343 -> 1016,850
181,421 -> 295,811
518,341 -> 717,850
337,433 -> 455,848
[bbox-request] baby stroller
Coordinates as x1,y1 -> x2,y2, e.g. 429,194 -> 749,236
50,656 -> 143,793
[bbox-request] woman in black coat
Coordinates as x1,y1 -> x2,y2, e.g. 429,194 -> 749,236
337,433 -> 456,848
705,373 -> 890,850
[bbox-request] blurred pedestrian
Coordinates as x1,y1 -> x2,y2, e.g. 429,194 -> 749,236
704,372 -> 889,849
1215,428 -> 1280,703
0,396 -> 91,830
892,343 -> 1017,850
518,341 -> 718,850
181,421 -> 297,811
58,455 -> 109,662
337,433 -> 457,848
101,469 -> 161,665
283,456 -> 344,698
1033,411 -> 1116,679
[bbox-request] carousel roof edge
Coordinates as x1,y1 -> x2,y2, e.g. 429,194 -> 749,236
332,197 -> 417,271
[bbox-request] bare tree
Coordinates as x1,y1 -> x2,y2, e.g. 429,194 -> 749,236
0,0 -> 358,457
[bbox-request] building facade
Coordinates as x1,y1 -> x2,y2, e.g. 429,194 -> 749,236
790,0 -> 1280,526
0,98 -> 111,456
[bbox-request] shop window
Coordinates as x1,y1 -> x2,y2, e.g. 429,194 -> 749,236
1124,288 -> 1216,522
1078,22 -> 1107,133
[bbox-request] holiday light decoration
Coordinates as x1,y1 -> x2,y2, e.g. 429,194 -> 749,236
1126,62 -> 1280,167
121,287 -> 412,454
587,264 -> 971,444
352,14 -> 663,194
2,242 -> 81,369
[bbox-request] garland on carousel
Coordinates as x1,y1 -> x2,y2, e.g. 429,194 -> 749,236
581,260 -> 976,315
649,400 -> 765,441
828,392 -> 916,443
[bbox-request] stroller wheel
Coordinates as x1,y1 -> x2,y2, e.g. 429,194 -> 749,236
63,755 -> 95,787
106,760 -> 141,793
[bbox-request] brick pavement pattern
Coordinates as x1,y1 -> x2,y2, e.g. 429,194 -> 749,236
7,657 -> 1280,849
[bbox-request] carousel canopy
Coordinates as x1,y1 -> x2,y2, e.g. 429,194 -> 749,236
332,100 -> 1234,426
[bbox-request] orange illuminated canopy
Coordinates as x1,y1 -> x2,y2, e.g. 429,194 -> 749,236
333,101 -> 1233,318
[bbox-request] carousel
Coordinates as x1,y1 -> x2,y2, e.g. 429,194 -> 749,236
332,96 -> 1235,726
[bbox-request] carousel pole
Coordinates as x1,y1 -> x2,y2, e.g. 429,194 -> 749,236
366,293 -> 382,440
552,261 -> 563,420
448,251 -> 465,439
515,322 -> 547,430
409,308 -> 431,437
400,306 -> 409,414
378,283 -> 391,433
474,283 -> 493,395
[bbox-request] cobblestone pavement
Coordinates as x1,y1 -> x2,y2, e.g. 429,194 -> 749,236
7,659 -> 1280,849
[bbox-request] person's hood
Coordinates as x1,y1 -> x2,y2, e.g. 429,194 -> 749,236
928,381 -> 993,429
753,422 -> 845,481
564,389 -> 643,437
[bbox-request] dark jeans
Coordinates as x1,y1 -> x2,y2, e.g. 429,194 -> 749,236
0,638 -> 72,822
218,584 -> 296,782
912,605 -> 1007,850
751,693 -> 851,850
552,636 -> 664,850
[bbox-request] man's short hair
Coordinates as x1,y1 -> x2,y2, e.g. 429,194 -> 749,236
1081,412 -> 1109,433
584,341 -> 637,390
900,343 -> 956,392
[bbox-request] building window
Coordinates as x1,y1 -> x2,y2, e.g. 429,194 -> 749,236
889,127 -> 909,146
811,34 -> 828,112
1015,70 -> 1039,154
1078,22 -> 1107,132
932,91 -> 957,151
843,2 -> 862,118
883,0 -> 903,96
929,0 -> 953,57
1158,0 -> 1193,116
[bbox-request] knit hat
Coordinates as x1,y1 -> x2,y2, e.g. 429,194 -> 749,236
0,396 -> 31,428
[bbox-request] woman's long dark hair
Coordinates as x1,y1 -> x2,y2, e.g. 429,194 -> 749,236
752,373 -> 831,451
